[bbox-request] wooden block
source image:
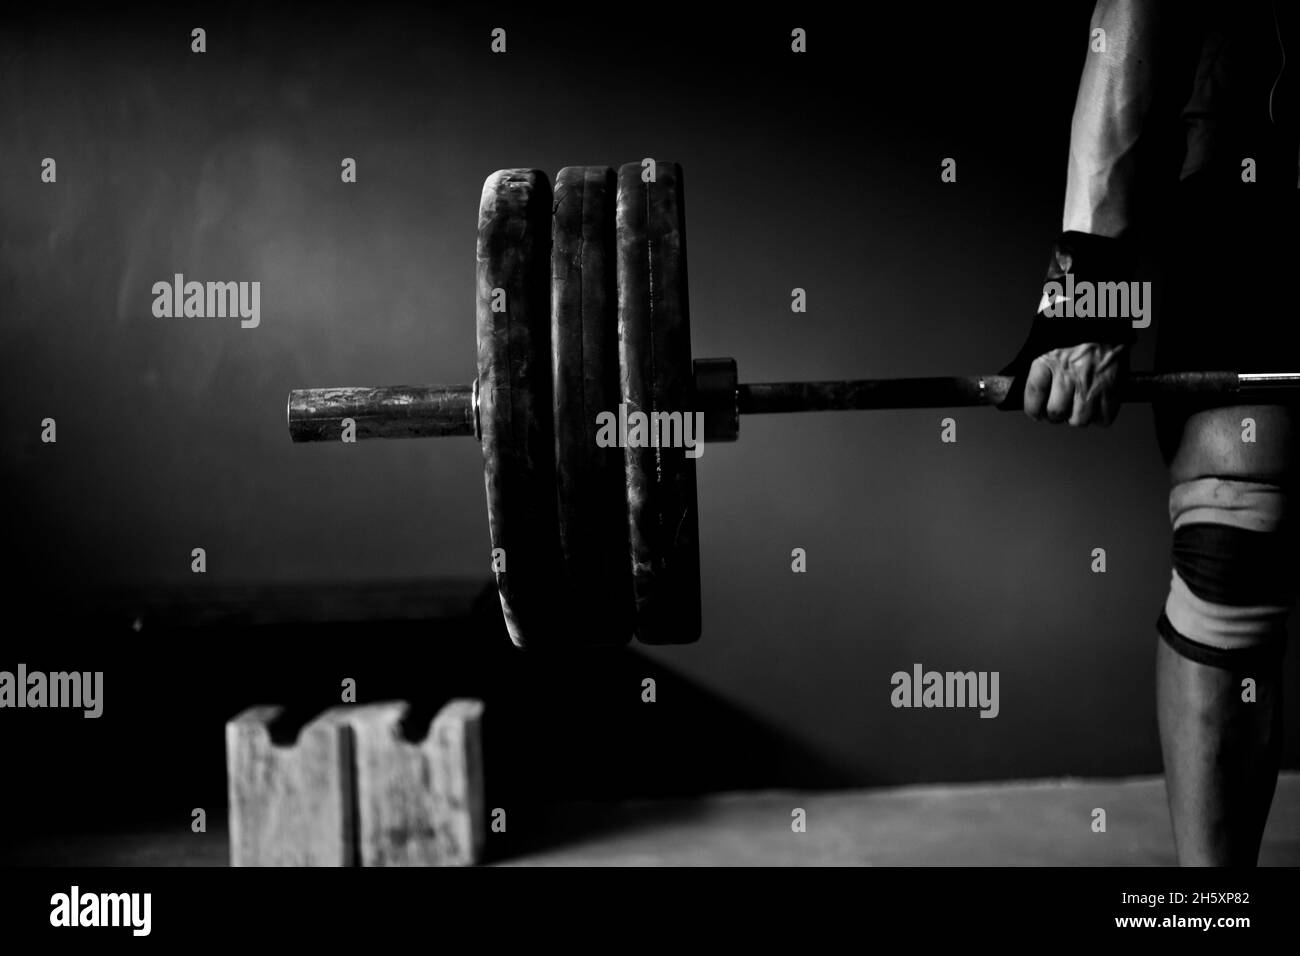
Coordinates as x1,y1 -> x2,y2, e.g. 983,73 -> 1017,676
347,699 -> 486,866
225,706 -> 355,867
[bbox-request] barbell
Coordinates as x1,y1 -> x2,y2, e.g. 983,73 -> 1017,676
287,161 -> 1300,649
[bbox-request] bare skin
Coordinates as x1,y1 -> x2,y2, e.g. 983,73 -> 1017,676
1022,343 -> 1125,427
1156,621 -> 1283,865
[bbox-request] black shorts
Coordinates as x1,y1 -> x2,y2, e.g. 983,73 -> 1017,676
1152,169 -> 1298,460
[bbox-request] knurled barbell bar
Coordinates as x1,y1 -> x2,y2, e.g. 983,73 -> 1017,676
287,161 -> 1300,649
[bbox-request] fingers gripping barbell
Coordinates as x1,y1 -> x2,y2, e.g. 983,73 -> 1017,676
287,161 -> 1300,649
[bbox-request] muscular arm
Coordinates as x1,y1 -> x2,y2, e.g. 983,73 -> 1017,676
1013,1 -> 1202,424
1062,0 -> 1175,237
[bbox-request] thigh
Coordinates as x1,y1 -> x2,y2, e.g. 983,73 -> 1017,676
1164,405 -> 1300,486
1152,174 -> 1299,468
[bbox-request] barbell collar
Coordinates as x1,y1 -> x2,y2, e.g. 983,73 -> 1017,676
693,357 -> 739,442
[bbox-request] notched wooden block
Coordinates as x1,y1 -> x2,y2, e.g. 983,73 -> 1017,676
348,699 -> 486,866
226,705 -> 355,867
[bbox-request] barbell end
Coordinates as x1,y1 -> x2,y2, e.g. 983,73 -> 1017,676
1238,372 -> 1300,391
287,384 -> 478,442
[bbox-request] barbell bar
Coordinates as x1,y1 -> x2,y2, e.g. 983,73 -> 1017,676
287,371 -> 1300,444
287,161 -> 1300,649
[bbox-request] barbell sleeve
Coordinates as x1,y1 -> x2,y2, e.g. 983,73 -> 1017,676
287,384 -> 477,442
287,370 -> 1300,443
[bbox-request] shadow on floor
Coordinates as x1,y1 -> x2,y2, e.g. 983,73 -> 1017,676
0,579 -> 851,863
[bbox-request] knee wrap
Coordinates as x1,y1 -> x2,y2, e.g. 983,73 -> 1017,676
1159,478 -> 1297,668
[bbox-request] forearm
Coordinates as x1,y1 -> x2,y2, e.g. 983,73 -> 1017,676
1062,0 -> 1169,237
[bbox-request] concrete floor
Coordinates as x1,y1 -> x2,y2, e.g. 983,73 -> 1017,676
11,773 -> 1298,866
502,773 -> 1300,866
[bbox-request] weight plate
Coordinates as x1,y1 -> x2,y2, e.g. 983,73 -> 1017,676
552,165 -> 634,644
616,160 -> 702,645
476,168 -> 562,648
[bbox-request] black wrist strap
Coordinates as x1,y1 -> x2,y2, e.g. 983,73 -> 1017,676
996,232 -> 1139,411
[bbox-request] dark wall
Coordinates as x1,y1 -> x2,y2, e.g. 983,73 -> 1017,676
2,1 -> 1296,796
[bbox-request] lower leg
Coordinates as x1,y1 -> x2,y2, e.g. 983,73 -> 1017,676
1156,636 -> 1283,865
